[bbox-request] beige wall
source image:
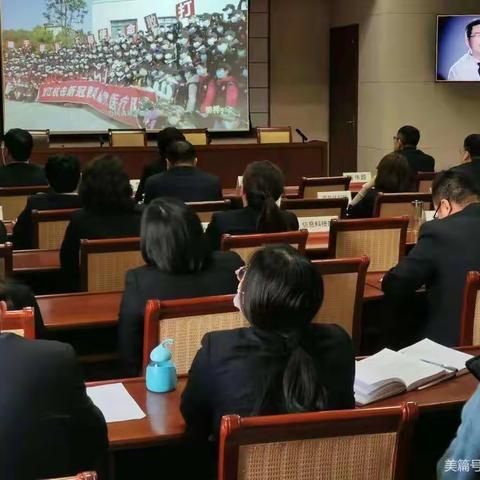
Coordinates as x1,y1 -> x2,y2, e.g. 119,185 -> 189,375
270,0 -> 330,142
331,0 -> 480,172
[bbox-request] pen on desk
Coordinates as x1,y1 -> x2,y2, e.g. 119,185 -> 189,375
420,358 -> 458,373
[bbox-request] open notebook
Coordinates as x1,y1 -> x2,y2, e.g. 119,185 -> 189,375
355,339 -> 473,405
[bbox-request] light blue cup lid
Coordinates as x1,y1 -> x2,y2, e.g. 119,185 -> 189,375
150,338 -> 175,363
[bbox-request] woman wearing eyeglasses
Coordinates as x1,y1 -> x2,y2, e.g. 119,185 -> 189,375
180,244 -> 355,468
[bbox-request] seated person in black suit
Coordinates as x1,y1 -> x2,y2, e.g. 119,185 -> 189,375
0,129 -> 48,187
134,127 -> 186,202
347,152 -> 417,218
206,160 -> 299,250
0,301 -> 108,479
13,155 -> 83,249
452,133 -> 480,193
393,125 -> 435,173
383,169 -> 480,346
181,245 -> 355,467
60,155 -> 141,291
144,140 -> 222,203
119,197 -> 243,377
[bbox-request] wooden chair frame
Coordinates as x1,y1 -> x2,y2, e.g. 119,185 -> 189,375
143,295 -> 240,374
186,200 -> 232,222
372,193 -> 433,218
0,242 -> 13,279
79,237 -> 141,292
0,185 -> 50,220
281,197 -> 349,219
416,172 -> 436,193
256,126 -> 292,144
219,402 -> 419,480
298,176 -> 351,198
181,128 -> 210,145
328,217 -> 409,268
29,129 -> 50,149
0,307 -> 35,339
108,128 -> 147,147
31,208 -> 80,249
312,256 -> 369,351
221,230 -> 308,254
459,271 -> 480,346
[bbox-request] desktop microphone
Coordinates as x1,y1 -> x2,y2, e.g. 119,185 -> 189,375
296,128 -> 308,143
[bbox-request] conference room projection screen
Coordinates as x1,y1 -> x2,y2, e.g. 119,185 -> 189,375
1,0 -> 249,133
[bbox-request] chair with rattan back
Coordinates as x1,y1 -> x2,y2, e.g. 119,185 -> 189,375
256,127 -> 292,144
219,402 -> 418,480
80,237 -> 143,292
108,129 -> 147,147
0,242 -> 13,281
0,307 -> 35,339
459,271 -> 480,346
182,128 -> 209,145
416,172 -> 436,193
32,208 -> 80,249
281,198 -> 348,219
299,176 -> 351,199
0,185 -> 49,221
186,199 -> 232,223
143,295 -> 248,375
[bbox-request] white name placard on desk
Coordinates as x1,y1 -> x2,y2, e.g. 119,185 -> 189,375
317,191 -> 353,203
424,211 -> 435,222
343,171 -> 372,184
298,216 -> 337,233
201,222 -> 209,232
130,179 -> 140,194
237,176 -> 243,188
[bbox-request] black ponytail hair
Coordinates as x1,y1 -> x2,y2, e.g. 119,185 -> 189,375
240,245 -> 326,414
243,161 -> 289,233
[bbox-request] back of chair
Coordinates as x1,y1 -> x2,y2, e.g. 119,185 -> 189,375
312,256 -> 369,350
219,402 -> 418,480
0,243 -> 13,280
221,230 -> 308,263
29,129 -> 50,149
281,198 -> 348,219
299,176 -> 351,199
0,185 -> 50,220
459,271 -> 480,345
373,193 -> 432,230
32,208 -> 80,249
0,307 -> 35,339
108,128 -> 146,147
187,199 -> 231,223
80,237 -> 143,292
416,172 -> 436,193
329,217 -> 409,272
143,296 -> 248,375
256,127 -> 292,144
182,128 -> 209,145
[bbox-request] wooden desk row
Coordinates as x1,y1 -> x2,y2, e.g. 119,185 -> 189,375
90,347 -> 480,450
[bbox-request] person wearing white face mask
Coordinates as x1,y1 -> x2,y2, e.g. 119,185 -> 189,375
200,63 -> 239,114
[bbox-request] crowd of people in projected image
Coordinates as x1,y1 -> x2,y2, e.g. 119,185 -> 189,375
3,1 -> 249,130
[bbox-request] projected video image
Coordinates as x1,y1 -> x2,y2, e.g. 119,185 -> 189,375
437,15 -> 480,82
2,0 -> 249,132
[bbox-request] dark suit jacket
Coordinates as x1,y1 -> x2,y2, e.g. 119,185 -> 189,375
205,206 -> 299,250
347,189 -> 378,219
144,166 -> 222,204
0,162 -> 48,187
134,161 -> 166,202
0,334 -> 107,480
181,325 -> 355,442
119,251 -> 244,377
382,203 -> 480,346
400,147 -> 435,173
452,160 -> 480,194
0,222 -> 7,244
13,192 -> 83,249
60,206 -> 142,291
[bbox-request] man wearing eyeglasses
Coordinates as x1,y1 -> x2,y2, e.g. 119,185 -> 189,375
382,169 -> 480,347
448,19 -> 480,81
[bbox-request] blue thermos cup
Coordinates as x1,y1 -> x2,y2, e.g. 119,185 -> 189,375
146,339 -> 177,393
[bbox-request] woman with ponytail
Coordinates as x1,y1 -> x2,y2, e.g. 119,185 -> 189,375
181,244 -> 355,449
205,160 -> 299,249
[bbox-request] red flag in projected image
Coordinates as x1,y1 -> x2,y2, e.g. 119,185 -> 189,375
176,0 -> 195,20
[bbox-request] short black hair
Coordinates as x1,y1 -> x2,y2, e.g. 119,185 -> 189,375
79,154 -> 133,212
466,19 -> 480,38
464,134 -> 480,158
165,140 -> 196,166
397,125 -> 420,147
4,129 -> 33,162
140,197 -> 210,273
45,155 -> 80,193
157,127 -> 186,157
432,169 -> 480,205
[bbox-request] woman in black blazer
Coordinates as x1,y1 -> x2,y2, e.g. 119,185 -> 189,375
118,197 -> 243,377
60,155 -> 142,291
347,152 -> 417,218
206,160 -> 299,250
181,245 -> 355,450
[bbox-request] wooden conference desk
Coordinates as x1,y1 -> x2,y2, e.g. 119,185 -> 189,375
30,141 -> 328,187
91,348 -> 480,450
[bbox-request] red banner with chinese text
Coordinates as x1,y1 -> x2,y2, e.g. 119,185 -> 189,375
37,80 -> 157,127
176,0 -> 195,19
